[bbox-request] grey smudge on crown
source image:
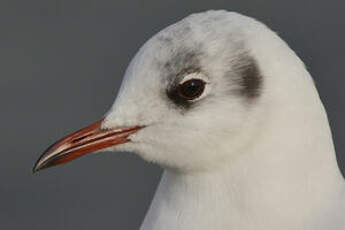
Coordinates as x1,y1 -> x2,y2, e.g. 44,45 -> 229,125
151,22 -> 205,110
230,51 -> 262,99
154,21 -> 199,75
156,35 -> 173,47
164,47 -> 204,110
164,47 -> 203,81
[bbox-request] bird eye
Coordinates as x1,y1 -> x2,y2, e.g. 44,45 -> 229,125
177,79 -> 206,100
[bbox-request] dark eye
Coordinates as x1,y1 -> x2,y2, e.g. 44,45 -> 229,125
177,79 -> 206,100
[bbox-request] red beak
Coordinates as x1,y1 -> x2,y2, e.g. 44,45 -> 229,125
33,119 -> 143,172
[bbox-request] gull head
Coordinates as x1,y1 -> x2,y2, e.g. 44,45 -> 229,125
33,10 -> 285,173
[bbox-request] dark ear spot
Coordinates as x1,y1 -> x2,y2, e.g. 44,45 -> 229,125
233,54 -> 262,99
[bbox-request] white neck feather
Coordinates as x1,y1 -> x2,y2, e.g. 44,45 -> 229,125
140,101 -> 345,229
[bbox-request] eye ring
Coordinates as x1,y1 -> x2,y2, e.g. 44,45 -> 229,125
177,78 -> 206,100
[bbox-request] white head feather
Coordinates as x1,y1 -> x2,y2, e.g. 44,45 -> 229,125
101,10 -> 345,229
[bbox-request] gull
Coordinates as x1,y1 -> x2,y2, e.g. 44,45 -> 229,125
33,10 -> 345,230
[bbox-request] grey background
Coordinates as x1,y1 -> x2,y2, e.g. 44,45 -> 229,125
1,0 -> 344,229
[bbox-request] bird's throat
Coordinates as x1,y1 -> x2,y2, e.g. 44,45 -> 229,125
140,103 -> 345,230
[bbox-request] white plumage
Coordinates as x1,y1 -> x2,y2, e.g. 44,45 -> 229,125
35,10 -> 345,230
105,10 -> 345,230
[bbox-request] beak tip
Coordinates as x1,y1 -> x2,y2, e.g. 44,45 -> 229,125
32,163 -> 40,174
32,159 -> 46,174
